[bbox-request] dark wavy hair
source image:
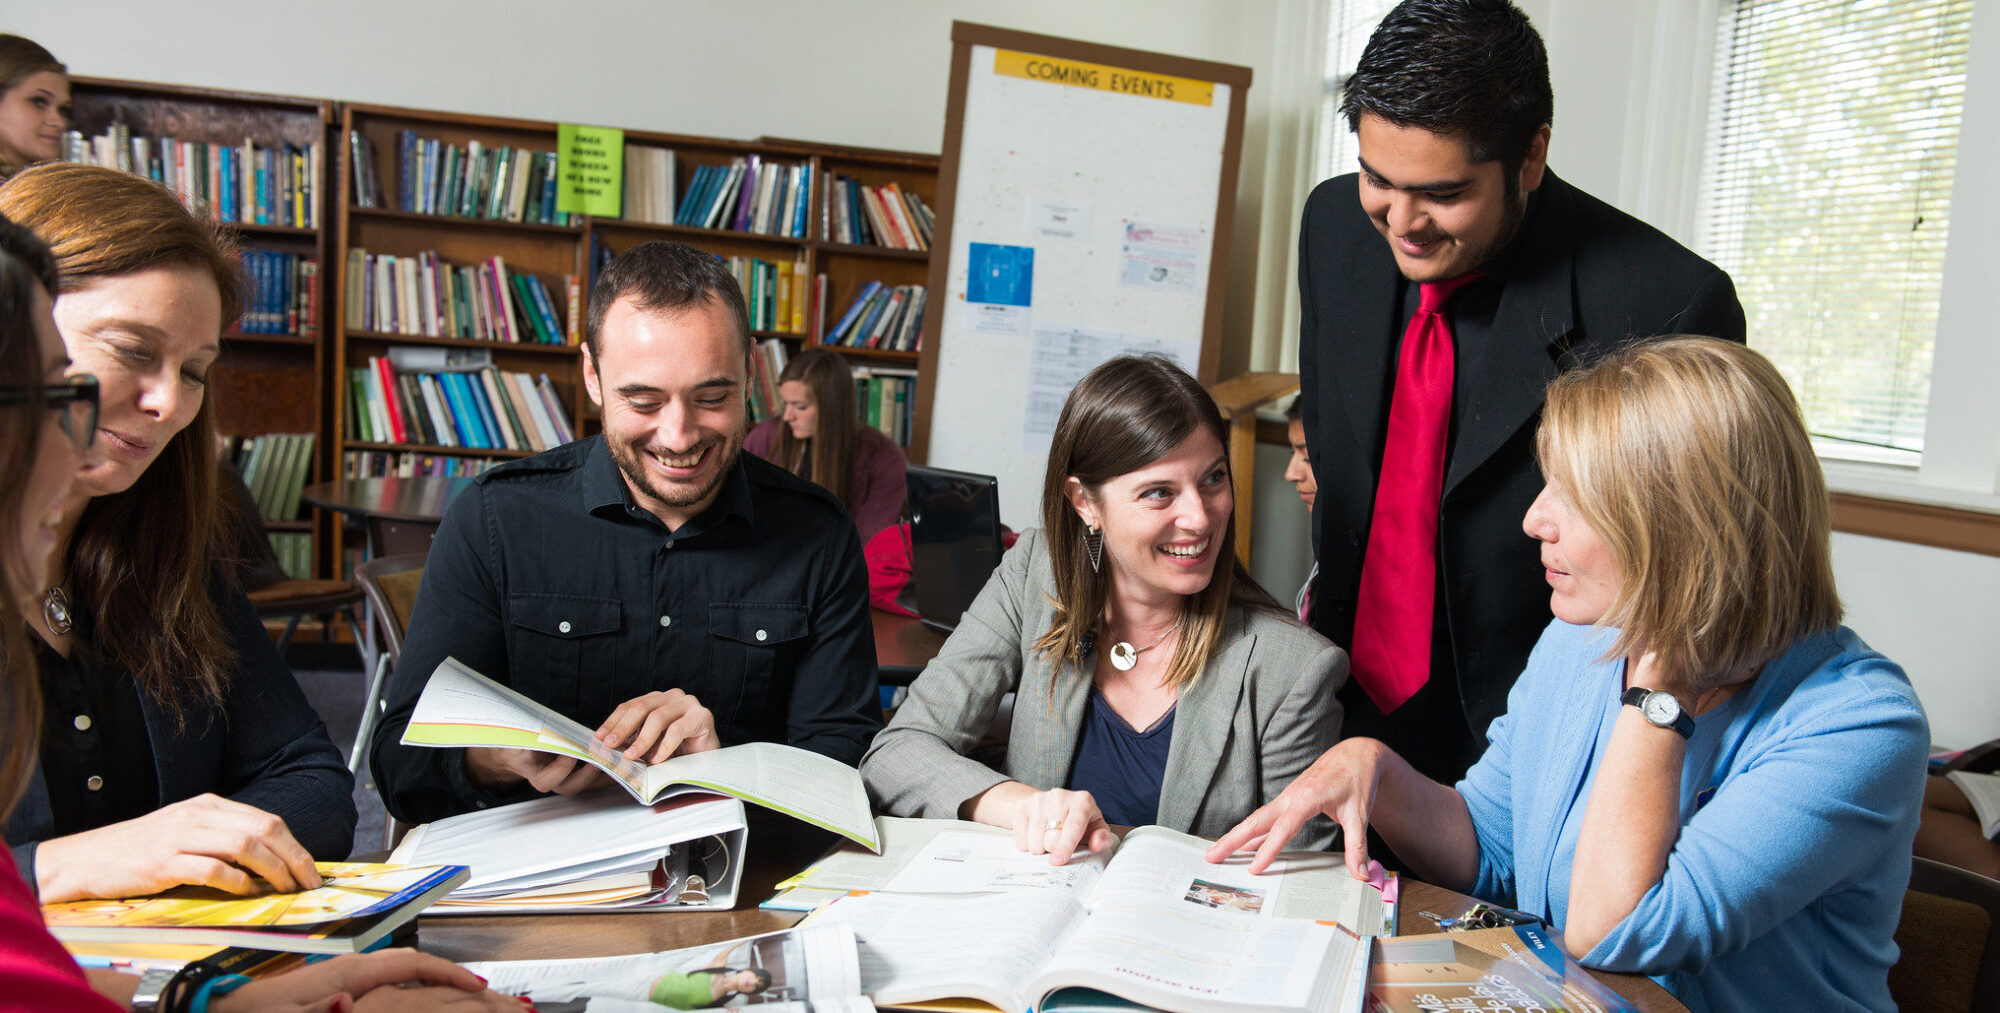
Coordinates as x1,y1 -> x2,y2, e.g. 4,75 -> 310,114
1340,0 -> 1552,176
0,163 -> 244,723
585,240 -> 750,365
1034,355 -> 1281,690
0,213 -> 58,816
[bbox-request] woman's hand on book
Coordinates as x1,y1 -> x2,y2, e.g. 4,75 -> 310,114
595,689 -> 719,763
1207,739 -> 1389,879
965,782 -> 1115,865
210,949 -> 520,1012
33,793 -> 322,904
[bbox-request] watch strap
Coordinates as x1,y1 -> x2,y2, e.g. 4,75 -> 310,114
1621,686 -> 1695,739
130,967 -> 177,1013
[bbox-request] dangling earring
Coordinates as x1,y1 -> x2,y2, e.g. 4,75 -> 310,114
1084,523 -> 1103,573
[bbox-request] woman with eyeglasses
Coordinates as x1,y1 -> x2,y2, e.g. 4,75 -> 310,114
0,162 -> 357,906
0,213 -> 519,1013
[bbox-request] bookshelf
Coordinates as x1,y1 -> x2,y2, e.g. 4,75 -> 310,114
65,77 -> 334,578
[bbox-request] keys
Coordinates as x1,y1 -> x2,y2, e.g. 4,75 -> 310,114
1420,902 -> 1543,932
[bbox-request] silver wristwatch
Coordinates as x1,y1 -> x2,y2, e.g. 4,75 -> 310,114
130,967 -> 177,1012
1621,686 -> 1695,739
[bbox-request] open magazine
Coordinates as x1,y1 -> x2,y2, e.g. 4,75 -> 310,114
463,923 -> 874,1012
800,823 -> 1381,1013
400,657 -> 879,850
1366,925 -> 1637,1013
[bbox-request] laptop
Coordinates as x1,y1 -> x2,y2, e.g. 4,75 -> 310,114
905,465 -> 1004,635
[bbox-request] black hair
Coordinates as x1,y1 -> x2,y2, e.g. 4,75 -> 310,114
1339,0 -> 1552,173
584,240 -> 751,363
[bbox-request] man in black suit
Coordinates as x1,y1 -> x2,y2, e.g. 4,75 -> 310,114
1294,0 -> 1745,788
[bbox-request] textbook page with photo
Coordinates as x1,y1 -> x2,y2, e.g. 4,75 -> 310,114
401,657 -> 879,850
800,822 -> 1378,1013
462,922 -> 875,1013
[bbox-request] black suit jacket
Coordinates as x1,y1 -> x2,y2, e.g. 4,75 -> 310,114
1297,169 -> 1746,774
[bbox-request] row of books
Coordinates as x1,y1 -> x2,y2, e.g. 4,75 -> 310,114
344,248 -> 576,345
62,127 -> 321,228
746,337 -> 791,423
267,532 -> 313,582
855,368 -> 918,448
348,360 -> 575,453
825,281 -> 925,351
825,177 -> 934,251
674,155 -> 813,237
349,129 -> 575,227
230,431 -> 317,523
240,251 -> 319,336
723,255 -> 809,335
342,450 -> 498,479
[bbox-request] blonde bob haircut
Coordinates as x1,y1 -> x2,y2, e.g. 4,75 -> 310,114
1537,335 -> 1840,689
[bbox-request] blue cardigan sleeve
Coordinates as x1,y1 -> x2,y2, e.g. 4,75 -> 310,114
1582,650 -> 1928,975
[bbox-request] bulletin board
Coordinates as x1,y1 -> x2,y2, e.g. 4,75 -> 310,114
912,22 -> 1252,527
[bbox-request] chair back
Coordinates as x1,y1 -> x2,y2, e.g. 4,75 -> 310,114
366,515 -> 442,558
353,553 -> 426,664
1892,856 -> 2000,1012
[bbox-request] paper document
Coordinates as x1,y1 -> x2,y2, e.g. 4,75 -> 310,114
464,923 -> 872,1012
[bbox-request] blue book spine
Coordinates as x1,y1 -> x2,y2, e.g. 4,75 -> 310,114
793,167 -> 811,238
398,130 -> 417,212
439,372 -> 488,448
465,371 -> 505,448
850,287 -> 891,346
829,281 -> 881,344
539,152 -> 559,224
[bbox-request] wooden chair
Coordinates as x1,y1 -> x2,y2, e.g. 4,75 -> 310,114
1891,856 -> 2000,1012
349,553 -> 426,778
364,515 -> 441,558
247,578 -> 366,658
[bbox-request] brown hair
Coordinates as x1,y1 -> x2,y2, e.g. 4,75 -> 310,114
0,213 -> 57,816
0,162 -> 245,721
584,240 -> 750,365
1033,355 -> 1281,689
1537,335 -> 1842,689
769,348 -> 858,511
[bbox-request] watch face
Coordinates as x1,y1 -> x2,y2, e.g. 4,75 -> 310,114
1642,691 -> 1681,726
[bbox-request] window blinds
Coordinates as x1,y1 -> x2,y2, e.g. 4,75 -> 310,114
1703,0 -> 1973,452
1317,0 -> 1399,183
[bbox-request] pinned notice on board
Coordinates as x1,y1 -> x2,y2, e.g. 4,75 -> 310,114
994,49 -> 1214,107
556,123 -> 624,217
966,242 -> 1034,335
1120,220 -> 1205,292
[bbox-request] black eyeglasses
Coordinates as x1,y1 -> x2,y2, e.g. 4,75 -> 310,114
0,375 -> 100,451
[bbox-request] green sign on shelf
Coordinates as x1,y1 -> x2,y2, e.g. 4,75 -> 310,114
556,123 -> 624,217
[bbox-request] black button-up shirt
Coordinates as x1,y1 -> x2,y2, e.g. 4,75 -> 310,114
371,436 -> 881,824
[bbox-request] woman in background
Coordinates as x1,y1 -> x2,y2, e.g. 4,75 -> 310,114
1215,337 -> 1927,1011
0,211 -> 514,1013
864,355 -> 1345,862
0,36 -> 67,181
746,347 -> 906,542
0,162 -> 357,904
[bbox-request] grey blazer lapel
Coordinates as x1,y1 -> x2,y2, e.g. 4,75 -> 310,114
1156,626 -> 1254,830
1007,650 -> 1095,790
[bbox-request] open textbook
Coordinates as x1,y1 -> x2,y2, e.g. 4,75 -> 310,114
390,793 -> 746,914
1945,770 -> 2000,837
462,923 -> 875,1013
1366,925 -> 1637,1013
401,656 -> 879,850
800,822 -> 1382,1013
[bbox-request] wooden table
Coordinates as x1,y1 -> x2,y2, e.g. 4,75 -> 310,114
873,608 -> 947,684
411,811 -> 1685,1012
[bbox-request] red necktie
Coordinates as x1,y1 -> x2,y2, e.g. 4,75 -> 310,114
1349,272 -> 1478,713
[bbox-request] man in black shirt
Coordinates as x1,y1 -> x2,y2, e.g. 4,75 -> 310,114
371,241 -> 880,824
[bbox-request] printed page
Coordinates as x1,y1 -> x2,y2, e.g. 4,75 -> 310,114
1094,827 -> 1386,933
1946,770 -> 2000,837
1033,894 -> 1348,1012
401,657 -> 651,801
391,791 -> 743,891
804,890 -> 1081,1009
881,828 -> 1110,896
644,741 -> 880,851
463,923 -> 864,1009
782,818 -> 981,893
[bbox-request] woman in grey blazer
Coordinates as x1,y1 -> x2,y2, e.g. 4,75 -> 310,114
862,356 -> 1346,863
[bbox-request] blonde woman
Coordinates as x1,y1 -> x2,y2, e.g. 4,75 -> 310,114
1215,336 -> 1927,1011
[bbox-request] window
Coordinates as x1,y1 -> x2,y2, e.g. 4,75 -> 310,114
1316,0 -> 1399,184
1701,0 -> 1974,455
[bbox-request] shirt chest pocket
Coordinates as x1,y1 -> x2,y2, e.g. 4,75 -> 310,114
706,602 -> 809,722
508,593 -> 624,717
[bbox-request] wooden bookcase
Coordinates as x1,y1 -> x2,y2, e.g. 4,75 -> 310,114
65,77 -> 335,576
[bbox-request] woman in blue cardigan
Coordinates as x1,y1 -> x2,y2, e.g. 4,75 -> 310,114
1214,336 -> 1928,1011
